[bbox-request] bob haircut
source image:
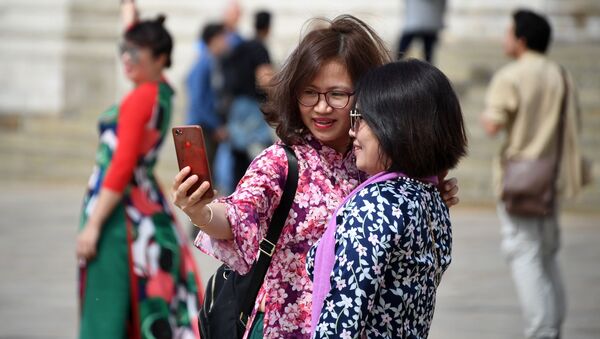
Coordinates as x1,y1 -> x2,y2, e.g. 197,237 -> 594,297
263,14 -> 391,145
125,15 -> 173,68
355,59 -> 467,178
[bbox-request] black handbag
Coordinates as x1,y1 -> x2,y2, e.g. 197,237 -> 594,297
198,144 -> 298,339
501,66 -> 568,217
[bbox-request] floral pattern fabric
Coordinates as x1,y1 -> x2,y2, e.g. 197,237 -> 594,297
306,177 -> 452,339
194,135 -> 361,338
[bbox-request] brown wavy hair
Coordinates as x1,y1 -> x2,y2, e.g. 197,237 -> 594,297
262,14 -> 391,145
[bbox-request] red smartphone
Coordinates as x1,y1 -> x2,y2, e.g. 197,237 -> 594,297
172,125 -> 214,198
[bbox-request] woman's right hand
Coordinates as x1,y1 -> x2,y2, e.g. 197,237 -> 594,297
76,222 -> 101,262
171,167 -> 215,225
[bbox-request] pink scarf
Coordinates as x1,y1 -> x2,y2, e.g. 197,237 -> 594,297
310,171 -> 439,334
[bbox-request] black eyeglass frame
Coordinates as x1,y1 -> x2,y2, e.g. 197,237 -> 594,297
297,90 -> 355,109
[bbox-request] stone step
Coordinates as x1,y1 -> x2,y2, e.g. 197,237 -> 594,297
7,97 -> 597,164
460,84 -> 600,112
3,104 -> 597,168
451,159 -> 600,212
0,133 -> 94,160
0,134 -> 179,183
2,120 -> 597,211
0,111 -> 181,184
368,42 -> 599,88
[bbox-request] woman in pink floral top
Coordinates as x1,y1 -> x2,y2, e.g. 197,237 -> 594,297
172,15 -> 459,339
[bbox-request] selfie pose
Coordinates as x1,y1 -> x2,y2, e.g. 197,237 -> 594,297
76,2 -> 202,338
173,15 -> 459,339
308,60 -> 467,338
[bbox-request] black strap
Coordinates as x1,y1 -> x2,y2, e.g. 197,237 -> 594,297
550,66 -> 569,205
238,144 -> 299,328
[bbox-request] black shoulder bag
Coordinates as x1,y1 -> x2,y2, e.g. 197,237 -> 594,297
198,144 -> 299,339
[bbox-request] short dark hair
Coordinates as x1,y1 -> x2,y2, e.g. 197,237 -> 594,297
201,23 -> 226,45
255,11 -> 271,32
355,59 -> 467,177
512,9 -> 552,53
125,14 -> 173,68
262,15 -> 391,145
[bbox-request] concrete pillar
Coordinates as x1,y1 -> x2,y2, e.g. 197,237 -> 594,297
0,0 -> 71,117
63,1 -> 120,117
0,0 -> 119,120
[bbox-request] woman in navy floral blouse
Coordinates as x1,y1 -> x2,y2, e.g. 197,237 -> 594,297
307,59 -> 468,338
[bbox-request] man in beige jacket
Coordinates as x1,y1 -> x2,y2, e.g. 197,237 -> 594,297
481,9 -> 587,339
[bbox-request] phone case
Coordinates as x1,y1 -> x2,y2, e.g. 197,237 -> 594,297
172,125 -> 214,198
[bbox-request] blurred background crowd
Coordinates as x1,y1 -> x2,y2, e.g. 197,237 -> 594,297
1,0 -> 598,209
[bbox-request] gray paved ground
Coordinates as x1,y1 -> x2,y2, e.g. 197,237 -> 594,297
0,182 -> 599,339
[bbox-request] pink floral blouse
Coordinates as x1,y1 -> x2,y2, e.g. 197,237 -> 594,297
194,134 -> 360,338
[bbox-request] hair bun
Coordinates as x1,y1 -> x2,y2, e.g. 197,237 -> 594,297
156,14 -> 166,25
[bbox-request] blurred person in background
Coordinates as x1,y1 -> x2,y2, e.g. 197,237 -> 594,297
186,23 -> 229,170
185,22 -> 230,238
223,0 -> 244,50
397,0 -> 447,63
204,1 -> 246,197
218,0 -> 245,121
75,1 -> 202,338
172,15 -> 460,338
227,10 -> 276,186
481,9 -> 588,339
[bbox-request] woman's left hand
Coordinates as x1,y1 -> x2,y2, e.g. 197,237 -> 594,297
76,223 -> 101,261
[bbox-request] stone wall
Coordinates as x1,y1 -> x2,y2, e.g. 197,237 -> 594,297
1,0 -> 69,117
2,0 -> 599,119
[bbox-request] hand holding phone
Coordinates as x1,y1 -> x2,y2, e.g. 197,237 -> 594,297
172,125 -> 214,198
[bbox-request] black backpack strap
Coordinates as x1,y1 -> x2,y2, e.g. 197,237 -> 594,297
238,144 -> 299,329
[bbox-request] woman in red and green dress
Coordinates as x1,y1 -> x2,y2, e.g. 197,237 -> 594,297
76,2 -> 202,338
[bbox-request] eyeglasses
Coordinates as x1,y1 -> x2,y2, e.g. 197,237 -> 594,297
350,108 -> 362,132
118,42 -> 141,64
297,89 -> 355,109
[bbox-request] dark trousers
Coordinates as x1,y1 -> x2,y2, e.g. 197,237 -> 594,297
397,31 -> 438,63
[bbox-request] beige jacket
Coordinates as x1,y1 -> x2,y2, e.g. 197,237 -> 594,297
484,51 -> 585,199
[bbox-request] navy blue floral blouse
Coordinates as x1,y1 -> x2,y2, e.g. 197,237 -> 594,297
306,177 -> 452,338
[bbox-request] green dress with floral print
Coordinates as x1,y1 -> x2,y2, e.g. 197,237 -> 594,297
79,81 -> 202,339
